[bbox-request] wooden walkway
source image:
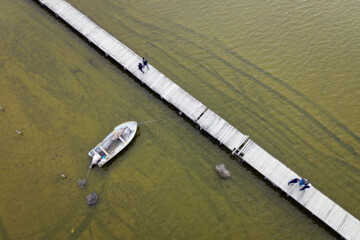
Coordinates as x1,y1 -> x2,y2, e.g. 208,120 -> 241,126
37,0 -> 360,239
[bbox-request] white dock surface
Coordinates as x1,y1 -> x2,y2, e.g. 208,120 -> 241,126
38,0 -> 360,239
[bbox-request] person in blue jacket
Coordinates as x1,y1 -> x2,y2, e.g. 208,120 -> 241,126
299,178 -> 308,186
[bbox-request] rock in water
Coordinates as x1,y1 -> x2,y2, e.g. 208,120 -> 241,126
86,192 -> 98,206
77,178 -> 87,188
215,164 -> 231,179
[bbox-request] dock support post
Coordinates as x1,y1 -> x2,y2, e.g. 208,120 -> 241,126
232,148 -> 236,155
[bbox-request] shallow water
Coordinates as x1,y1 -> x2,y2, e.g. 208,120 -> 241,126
0,0 -> 359,239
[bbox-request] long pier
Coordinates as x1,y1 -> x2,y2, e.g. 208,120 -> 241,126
37,0 -> 360,239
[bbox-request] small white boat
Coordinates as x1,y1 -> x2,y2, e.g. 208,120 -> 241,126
88,121 -> 137,168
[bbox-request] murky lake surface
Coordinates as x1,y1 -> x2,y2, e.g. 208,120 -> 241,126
0,0 -> 359,239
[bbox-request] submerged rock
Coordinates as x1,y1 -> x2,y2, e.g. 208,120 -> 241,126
86,192 -> 98,206
77,178 -> 87,188
215,164 -> 231,179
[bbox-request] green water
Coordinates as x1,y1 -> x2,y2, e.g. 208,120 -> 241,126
0,0 -> 359,239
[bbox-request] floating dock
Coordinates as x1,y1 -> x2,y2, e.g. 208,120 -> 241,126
37,0 -> 360,239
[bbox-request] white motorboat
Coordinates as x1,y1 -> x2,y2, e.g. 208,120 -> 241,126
88,121 -> 137,168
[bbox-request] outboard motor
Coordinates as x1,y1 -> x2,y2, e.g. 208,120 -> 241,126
89,152 -> 101,168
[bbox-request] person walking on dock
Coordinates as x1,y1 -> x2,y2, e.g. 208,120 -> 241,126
288,178 -> 300,185
138,62 -> 144,73
142,57 -> 149,69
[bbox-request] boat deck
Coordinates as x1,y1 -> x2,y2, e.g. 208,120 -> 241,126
106,139 -> 123,156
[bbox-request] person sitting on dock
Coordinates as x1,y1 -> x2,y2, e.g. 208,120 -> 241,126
300,183 -> 311,191
138,62 -> 144,73
299,178 -> 308,186
142,57 -> 149,69
288,178 -> 300,185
